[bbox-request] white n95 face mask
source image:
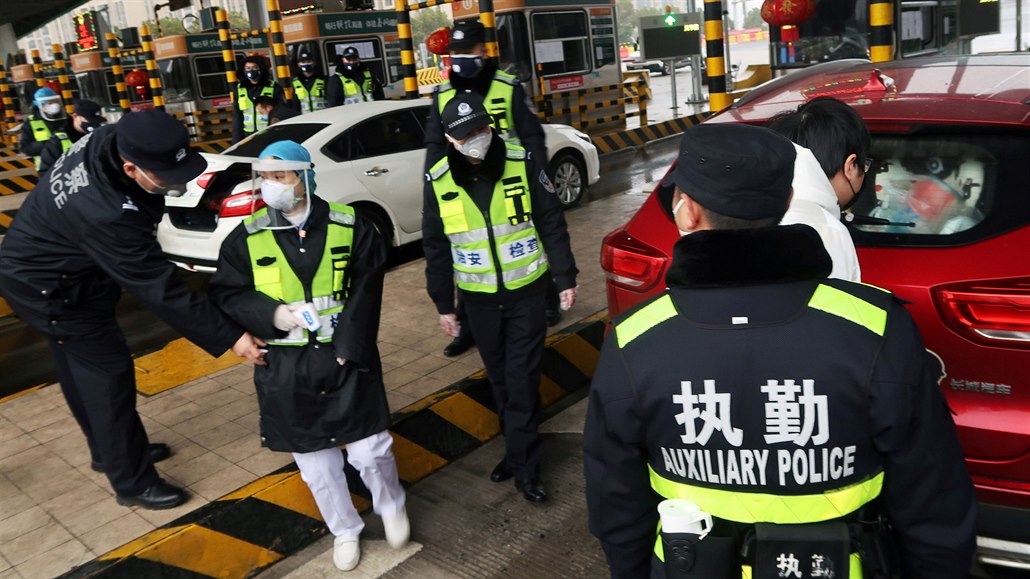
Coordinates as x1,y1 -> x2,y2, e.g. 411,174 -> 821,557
260,179 -> 301,212
672,198 -> 691,237
456,131 -> 492,160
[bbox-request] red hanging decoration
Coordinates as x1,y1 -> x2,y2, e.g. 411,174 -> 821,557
43,80 -> 63,94
760,0 -> 817,28
426,28 -> 451,56
125,69 -> 149,87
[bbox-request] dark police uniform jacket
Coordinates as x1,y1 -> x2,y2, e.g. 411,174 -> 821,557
210,197 -> 391,452
0,125 -> 241,355
584,224 -> 976,579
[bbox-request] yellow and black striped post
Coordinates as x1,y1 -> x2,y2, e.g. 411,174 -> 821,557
31,50 -> 45,88
394,0 -> 418,99
480,0 -> 499,59
869,0 -> 894,63
140,25 -> 165,111
51,44 -> 75,117
217,9 -> 238,116
0,64 -> 16,148
106,33 -> 131,113
266,0 -> 294,100
704,0 -> 731,112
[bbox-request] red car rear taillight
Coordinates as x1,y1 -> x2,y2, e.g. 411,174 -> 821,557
935,277 -> 1030,349
600,228 -> 668,292
219,191 -> 265,218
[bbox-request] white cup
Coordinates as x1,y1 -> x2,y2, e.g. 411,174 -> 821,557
292,302 -> 321,332
658,499 -> 713,539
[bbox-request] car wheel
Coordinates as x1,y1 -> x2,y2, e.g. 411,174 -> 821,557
548,152 -> 586,208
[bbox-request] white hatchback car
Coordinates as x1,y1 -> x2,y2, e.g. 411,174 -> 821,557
158,99 -> 600,272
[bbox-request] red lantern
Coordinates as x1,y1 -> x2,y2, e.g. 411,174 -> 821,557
760,0 -> 817,28
125,69 -> 149,87
43,80 -> 62,94
426,28 -> 451,56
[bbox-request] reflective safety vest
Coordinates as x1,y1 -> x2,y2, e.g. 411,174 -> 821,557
429,143 -> 548,293
293,77 -> 327,113
243,203 -> 356,346
336,70 -> 374,104
614,283 -> 896,578
237,84 -> 276,134
437,70 -> 518,144
30,119 -> 71,170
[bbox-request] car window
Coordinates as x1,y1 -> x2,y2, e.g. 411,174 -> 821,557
350,110 -> 425,159
849,132 -> 1029,246
225,123 -> 329,156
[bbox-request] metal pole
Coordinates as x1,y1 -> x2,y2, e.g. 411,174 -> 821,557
266,0 -> 293,100
704,0 -> 731,111
686,0 -> 703,103
140,25 -> 166,111
394,0 -> 418,99
869,0 -> 894,62
31,49 -> 45,88
51,44 -> 75,117
480,0 -> 499,59
106,32 -> 131,113
722,8 -> 732,91
669,59 -> 678,116
216,9 -> 238,106
0,63 -> 16,148
1017,0 -> 1023,52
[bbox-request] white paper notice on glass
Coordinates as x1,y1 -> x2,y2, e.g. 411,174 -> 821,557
535,41 -> 564,63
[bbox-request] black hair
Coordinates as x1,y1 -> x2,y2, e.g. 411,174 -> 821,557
700,206 -> 781,230
767,97 -> 870,179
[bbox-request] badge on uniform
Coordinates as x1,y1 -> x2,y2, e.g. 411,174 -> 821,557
539,170 -> 556,195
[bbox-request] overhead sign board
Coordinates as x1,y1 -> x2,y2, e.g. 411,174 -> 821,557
640,12 -> 702,60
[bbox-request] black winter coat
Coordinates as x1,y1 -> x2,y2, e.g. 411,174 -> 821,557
210,197 -> 390,453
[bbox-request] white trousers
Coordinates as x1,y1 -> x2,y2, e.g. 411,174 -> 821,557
292,430 -> 406,538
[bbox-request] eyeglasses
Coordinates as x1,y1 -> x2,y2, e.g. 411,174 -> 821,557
863,157 -> 875,173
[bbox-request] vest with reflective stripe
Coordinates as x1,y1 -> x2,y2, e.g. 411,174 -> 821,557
243,203 -> 356,346
237,84 -> 276,133
429,144 -> 548,293
336,70 -> 373,104
30,119 -> 71,170
437,71 -> 518,144
293,77 -> 327,113
614,283 -> 894,577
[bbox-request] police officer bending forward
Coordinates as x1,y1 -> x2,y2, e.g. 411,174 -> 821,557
584,124 -> 975,579
423,93 -> 578,503
0,111 -> 265,510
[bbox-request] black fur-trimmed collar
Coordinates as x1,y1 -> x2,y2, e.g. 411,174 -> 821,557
665,224 -> 832,288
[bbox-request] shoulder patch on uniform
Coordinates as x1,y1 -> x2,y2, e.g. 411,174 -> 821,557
539,170 -> 556,194
328,210 -> 355,226
429,161 -> 450,181
494,71 -> 518,86
807,283 -> 887,337
244,213 -> 272,234
506,148 -> 526,160
616,294 -> 678,348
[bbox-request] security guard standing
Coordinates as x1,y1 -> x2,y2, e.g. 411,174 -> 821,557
423,93 -> 578,503
0,110 -> 266,510
291,49 -> 327,114
326,46 -> 384,106
38,99 -> 107,174
232,55 -> 289,143
19,87 -> 72,170
584,124 -> 976,578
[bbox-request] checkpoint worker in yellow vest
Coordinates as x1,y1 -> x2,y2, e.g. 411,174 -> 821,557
422,93 -> 578,503
231,55 -> 289,144
326,46 -> 384,106
19,87 -> 72,170
292,48 -> 327,114
584,124 -> 976,579
211,140 -> 409,572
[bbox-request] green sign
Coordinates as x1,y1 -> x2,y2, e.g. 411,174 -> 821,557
187,34 -> 222,53
317,12 -> 397,36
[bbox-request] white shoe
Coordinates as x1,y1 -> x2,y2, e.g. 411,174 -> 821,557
383,507 -> 410,549
333,535 -> 360,571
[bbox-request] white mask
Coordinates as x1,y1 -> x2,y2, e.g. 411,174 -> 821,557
672,197 -> 691,237
43,103 -> 62,116
455,131 -> 492,160
138,169 -> 186,198
260,178 -> 301,212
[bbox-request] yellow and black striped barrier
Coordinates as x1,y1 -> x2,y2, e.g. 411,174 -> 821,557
534,80 -> 649,129
416,67 -> 442,87
31,50 -> 45,89
192,138 -> 233,154
591,112 -> 712,155
106,32 -> 131,114
869,0 -> 894,63
140,26 -> 165,112
267,0 -> 294,101
51,45 -> 75,117
58,312 -> 607,579
704,0 -> 732,112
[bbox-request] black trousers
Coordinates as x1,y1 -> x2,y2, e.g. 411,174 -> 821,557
464,290 -> 547,483
0,276 -> 159,496
456,277 -> 559,342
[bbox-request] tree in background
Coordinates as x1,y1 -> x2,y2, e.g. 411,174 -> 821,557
228,11 -> 252,33
615,0 -> 636,47
744,7 -> 765,29
143,10 -> 251,36
411,6 -> 452,68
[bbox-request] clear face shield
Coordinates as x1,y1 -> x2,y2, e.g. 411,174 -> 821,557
250,158 -> 314,230
37,95 -> 66,121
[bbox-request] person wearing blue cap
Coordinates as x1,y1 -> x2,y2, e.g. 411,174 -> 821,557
19,87 -> 73,170
0,109 -> 266,511
584,123 -> 974,579
211,140 -> 408,572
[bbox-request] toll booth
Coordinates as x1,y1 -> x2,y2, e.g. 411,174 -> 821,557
70,51 -> 150,117
9,64 -> 39,114
282,10 -> 406,100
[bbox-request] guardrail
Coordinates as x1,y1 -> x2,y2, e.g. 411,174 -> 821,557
533,79 -> 648,131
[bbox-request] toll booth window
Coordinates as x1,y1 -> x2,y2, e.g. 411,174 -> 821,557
103,71 -> 120,105
590,9 -> 617,68
531,11 -> 591,76
494,14 -> 532,82
194,55 -> 231,100
158,58 -> 194,103
847,134 -> 1028,246
898,4 -> 941,57
325,40 -> 389,84
326,110 -> 425,162
74,72 -> 107,107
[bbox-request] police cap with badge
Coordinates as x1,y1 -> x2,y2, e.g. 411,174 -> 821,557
117,110 -> 207,190
440,91 -> 492,140
73,99 -> 107,133
448,20 -> 486,51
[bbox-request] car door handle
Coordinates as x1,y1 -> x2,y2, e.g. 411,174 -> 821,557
364,167 -> 389,177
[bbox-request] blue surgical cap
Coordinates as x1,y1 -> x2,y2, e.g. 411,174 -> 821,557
34,87 -> 58,105
258,140 -> 317,194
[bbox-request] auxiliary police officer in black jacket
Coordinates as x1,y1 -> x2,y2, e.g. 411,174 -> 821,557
584,124 -> 976,578
423,93 -> 578,502
0,110 -> 266,510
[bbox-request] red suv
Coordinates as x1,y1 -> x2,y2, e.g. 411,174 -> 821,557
600,54 -> 1030,575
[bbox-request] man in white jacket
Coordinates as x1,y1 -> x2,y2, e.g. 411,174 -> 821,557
770,97 -> 871,281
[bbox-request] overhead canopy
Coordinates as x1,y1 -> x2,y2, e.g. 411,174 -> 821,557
2,0 -> 89,39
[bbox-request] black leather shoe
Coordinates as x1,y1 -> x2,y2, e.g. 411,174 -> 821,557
443,333 -> 474,357
116,479 -> 188,510
545,309 -> 563,327
490,460 -> 513,483
91,443 -> 172,473
515,479 -> 548,503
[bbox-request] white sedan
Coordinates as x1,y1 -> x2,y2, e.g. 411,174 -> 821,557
158,99 -> 600,272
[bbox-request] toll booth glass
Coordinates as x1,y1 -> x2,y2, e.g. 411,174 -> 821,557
531,11 -> 591,77
494,14 -> 532,82
159,57 -> 195,103
325,39 -> 389,84
194,55 -> 233,100
773,1 -> 869,69
74,71 -> 111,107
898,2 -> 943,57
